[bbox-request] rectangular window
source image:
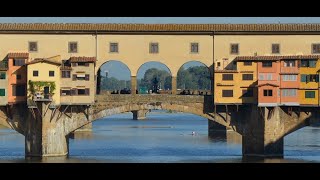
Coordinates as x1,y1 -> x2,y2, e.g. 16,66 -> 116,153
61,71 -> 71,78
13,85 -> 26,96
309,60 -> 317,67
217,62 -> 221,67
230,44 -> 239,54
301,60 -> 309,67
259,73 -> 264,80
301,74 -> 307,82
16,74 -> 21,80
312,44 -> 320,54
305,91 -> 316,98
77,62 -> 89,66
78,89 -> 86,95
0,89 -> 5,96
242,74 -> 253,80
272,44 -> 280,54
85,74 -> 90,81
282,89 -> 297,97
13,59 -> 25,66
283,75 -> 297,81
49,71 -> 54,77
149,43 -> 159,54
243,61 -> 252,66
242,89 -> 253,97
61,89 -> 71,96
222,74 -> 233,81
68,42 -> 78,53
284,60 -> 295,67
222,90 -> 233,97
110,42 -> 119,53
262,61 -> 272,67
263,89 -> 273,97
267,73 -> 273,80
29,41 -> 38,52
308,74 -> 319,82
33,71 -> 38,77
191,43 -> 199,53
0,72 -> 6,79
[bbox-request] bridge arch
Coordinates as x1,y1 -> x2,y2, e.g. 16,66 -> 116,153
96,60 -> 132,94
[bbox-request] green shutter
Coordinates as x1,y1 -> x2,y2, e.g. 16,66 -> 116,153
305,91 -> 315,98
301,74 -> 307,82
0,89 -> 5,96
0,72 -> 5,79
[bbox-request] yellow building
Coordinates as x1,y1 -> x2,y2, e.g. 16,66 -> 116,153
299,58 -> 320,106
26,57 -> 61,106
214,70 -> 241,104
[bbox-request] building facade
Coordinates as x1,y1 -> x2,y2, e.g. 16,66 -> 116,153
0,60 -> 8,106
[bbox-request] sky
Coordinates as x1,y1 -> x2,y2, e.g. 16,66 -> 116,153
1,17 -> 320,24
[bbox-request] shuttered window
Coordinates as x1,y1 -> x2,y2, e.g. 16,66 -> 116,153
71,89 -> 77,95
272,44 -> 280,54
0,72 -> 6,79
222,90 -> 233,97
72,74 -> 77,81
262,61 -> 272,67
230,44 -> 239,54
305,91 -> 315,98
0,89 -> 5,96
242,74 -> 253,80
243,61 -> 252,66
62,71 -> 71,78
85,74 -> 90,81
222,74 -> 233,81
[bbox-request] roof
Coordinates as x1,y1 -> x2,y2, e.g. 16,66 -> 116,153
1,23 -> 320,32
256,83 -> 279,87
8,52 -> 29,59
214,70 -> 238,73
26,58 -> 61,66
235,55 -> 320,61
70,56 -> 96,63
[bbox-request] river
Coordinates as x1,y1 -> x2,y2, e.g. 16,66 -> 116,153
0,112 -> 320,163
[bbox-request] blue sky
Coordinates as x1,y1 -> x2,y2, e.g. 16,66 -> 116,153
1,17 -> 320,24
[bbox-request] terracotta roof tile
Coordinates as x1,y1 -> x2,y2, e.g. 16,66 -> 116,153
1,23 -> 320,32
70,56 -> 96,63
235,55 -> 320,61
8,52 -> 29,58
26,58 -> 61,66
214,70 -> 238,73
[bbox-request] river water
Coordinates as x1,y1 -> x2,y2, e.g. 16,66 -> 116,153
0,112 -> 320,163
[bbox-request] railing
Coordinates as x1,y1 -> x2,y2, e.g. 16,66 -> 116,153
33,94 -> 52,102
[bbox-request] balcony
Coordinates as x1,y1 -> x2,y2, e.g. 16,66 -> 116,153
33,92 -> 52,102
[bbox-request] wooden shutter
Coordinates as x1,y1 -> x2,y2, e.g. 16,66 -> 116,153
71,89 -> 77,96
72,74 -> 77,81
85,74 -> 89,81
85,88 -> 90,96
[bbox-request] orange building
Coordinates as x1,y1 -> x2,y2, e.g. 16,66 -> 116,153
7,53 -> 29,104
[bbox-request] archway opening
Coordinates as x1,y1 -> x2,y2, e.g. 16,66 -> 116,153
97,60 -> 131,95
136,61 -> 172,94
177,61 -> 212,95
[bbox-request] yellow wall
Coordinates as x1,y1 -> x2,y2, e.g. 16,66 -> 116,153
299,90 -> 318,105
214,35 -> 320,69
96,35 -> 214,76
299,59 -> 320,89
214,72 -> 241,104
27,62 -> 60,105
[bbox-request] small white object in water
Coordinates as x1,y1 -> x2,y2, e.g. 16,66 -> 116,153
192,131 -> 196,135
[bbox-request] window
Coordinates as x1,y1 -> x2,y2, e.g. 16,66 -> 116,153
49,71 -> 54,77
301,59 -> 317,67
217,62 -> 221,67
0,72 -> 6,79
76,62 -> 89,66
242,89 -> 253,97
16,74 -> 21,80
61,71 -> 71,78
284,60 -> 295,67
61,89 -> 71,96
0,89 -> 5,96
230,44 -> 239,54
110,42 -> 118,53
309,74 -> 318,82
305,91 -> 315,98
312,44 -> 320,54
267,73 -> 273,80
149,43 -> 159,53
301,60 -> 308,67
263,89 -> 273,97
243,61 -> 252,66
262,61 -> 272,67
222,74 -> 233,81
282,89 -> 297,97
13,85 -> 26,96
13,59 -> 25,66
259,73 -> 264,80
191,43 -> 199,53
242,74 -> 253,80
77,88 -> 90,96
33,71 -> 38,77
68,42 -> 78,53
222,90 -> 233,97
29,41 -> 38,52
282,75 -> 297,81
309,60 -> 317,67
272,44 -> 280,54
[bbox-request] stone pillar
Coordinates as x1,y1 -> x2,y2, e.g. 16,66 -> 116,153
226,127 -> 242,144
69,122 -> 93,139
208,120 -> 227,140
241,106 -> 284,157
171,76 -> 177,95
25,102 -> 68,157
132,110 -> 148,120
131,76 -> 137,95
74,122 -> 92,132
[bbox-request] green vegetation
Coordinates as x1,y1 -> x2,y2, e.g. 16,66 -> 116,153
99,66 -> 211,91
28,80 -> 56,97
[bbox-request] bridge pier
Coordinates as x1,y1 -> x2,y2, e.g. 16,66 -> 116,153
240,106 -> 284,157
132,110 -> 148,120
131,76 -> 137,94
25,102 -> 68,157
171,76 -> 177,95
208,120 -> 242,143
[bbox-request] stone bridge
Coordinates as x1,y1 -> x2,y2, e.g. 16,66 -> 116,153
0,94 -> 319,158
